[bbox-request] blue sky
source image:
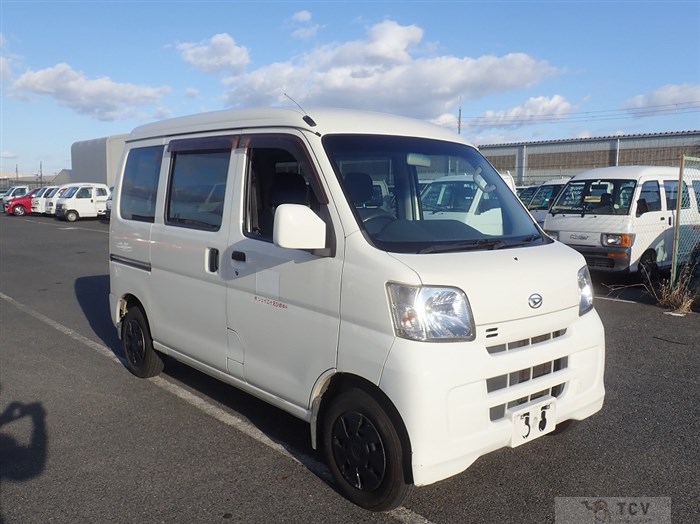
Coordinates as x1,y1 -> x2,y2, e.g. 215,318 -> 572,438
1,0 -> 699,178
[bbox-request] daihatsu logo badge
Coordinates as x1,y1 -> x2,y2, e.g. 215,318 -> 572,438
528,293 -> 543,309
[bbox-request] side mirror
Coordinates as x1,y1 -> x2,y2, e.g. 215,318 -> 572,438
636,198 -> 649,217
273,204 -> 326,250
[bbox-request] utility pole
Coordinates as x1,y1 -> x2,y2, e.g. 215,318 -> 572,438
40,161 -> 43,186
457,98 -> 462,134
15,163 -> 19,182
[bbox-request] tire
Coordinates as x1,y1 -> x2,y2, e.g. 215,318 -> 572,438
12,205 -> 26,216
638,250 -> 659,285
322,388 -> 412,511
65,210 -> 78,222
121,307 -> 164,378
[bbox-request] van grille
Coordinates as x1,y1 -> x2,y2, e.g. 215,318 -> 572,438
585,256 -> 615,269
486,328 -> 567,355
487,357 -> 568,421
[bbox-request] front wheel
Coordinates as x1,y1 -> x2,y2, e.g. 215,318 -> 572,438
638,250 -> 659,285
12,205 -> 26,216
322,388 -> 412,511
121,307 -> 164,378
65,210 -> 78,222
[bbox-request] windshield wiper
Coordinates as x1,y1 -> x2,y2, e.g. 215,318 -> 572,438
419,239 -> 507,254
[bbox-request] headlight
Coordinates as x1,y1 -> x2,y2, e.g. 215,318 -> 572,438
545,230 -> 559,241
387,283 -> 475,341
601,233 -> 634,247
578,266 -> 594,316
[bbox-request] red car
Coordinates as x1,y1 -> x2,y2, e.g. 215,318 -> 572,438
4,187 -> 43,216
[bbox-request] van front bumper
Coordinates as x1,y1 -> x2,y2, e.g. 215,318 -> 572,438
379,306 -> 605,487
561,244 -> 631,272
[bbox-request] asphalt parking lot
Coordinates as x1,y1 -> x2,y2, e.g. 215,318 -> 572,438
1,213 -> 698,524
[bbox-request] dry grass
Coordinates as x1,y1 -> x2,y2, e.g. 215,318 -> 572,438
646,263 -> 700,314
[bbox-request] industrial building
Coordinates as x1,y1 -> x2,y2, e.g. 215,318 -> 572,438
479,130 -> 700,185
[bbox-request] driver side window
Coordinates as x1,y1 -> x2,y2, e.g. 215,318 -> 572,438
243,135 -> 322,241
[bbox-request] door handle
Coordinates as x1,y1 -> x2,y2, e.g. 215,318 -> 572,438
208,248 -> 219,272
231,251 -> 246,262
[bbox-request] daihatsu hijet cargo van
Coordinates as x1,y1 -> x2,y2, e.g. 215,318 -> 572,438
544,166 -> 700,278
527,178 -> 570,227
31,185 -> 59,214
109,108 -> 605,511
55,183 -> 110,221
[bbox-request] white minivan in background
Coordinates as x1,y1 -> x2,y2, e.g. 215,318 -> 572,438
109,108 -> 605,511
527,178 -> 570,227
544,166 -> 700,278
45,184 -> 80,216
55,183 -> 110,222
31,185 -> 59,214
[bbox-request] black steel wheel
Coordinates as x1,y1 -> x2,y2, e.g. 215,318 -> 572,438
121,307 -> 164,378
638,250 -> 659,284
322,388 -> 412,511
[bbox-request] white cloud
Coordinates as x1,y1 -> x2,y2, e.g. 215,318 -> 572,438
177,33 -> 249,73
468,95 -> 575,129
0,56 -> 11,82
11,63 -> 170,121
292,10 -> 312,23
1,150 -> 18,159
222,20 -> 557,121
623,83 -> 700,115
185,87 -> 200,98
290,10 -> 319,39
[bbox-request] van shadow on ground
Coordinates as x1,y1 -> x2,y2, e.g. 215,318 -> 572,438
74,275 -> 121,357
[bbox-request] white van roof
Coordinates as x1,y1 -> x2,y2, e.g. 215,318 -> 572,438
128,107 -> 474,146
572,166 -> 679,180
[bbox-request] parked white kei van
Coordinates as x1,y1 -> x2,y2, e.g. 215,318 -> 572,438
55,183 -> 111,221
109,108 -> 605,511
45,184 -> 79,216
544,166 -> 700,277
31,185 -> 59,214
527,178 -> 570,227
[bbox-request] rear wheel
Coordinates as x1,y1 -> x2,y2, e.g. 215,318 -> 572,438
322,388 -> 412,511
12,205 -> 26,216
121,307 -> 164,378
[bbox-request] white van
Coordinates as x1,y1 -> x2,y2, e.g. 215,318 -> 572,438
55,183 -> 111,221
0,185 -> 29,205
109,108 -> 605,511
527,178 -> 570,227
31,185 -> 59,214
544,166 -> 700,277
45,184 -> 80,216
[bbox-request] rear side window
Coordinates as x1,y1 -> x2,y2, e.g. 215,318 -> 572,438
120,146 -> 164,223
639,181 -> 661,212
663,180 -> 691,210
166,148 -> 231,231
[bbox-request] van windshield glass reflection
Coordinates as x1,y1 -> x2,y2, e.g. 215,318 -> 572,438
323,134 -> 545,254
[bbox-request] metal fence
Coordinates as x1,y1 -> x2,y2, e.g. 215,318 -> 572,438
671,156 -> 700,294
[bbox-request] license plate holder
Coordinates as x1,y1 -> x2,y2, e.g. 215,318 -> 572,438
509,396 -> 556,447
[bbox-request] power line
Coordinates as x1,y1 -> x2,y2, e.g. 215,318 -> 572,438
463,101 -> 700,127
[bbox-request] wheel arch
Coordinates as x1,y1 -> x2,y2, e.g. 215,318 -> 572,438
311,372 -> 414,484
116,294 -> 149,337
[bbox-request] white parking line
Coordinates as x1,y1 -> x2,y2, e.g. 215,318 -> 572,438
0,291 -> 435,524
594,295 -> 638,304
9,216 -> 109,233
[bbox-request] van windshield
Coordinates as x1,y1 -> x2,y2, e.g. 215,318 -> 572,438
550,179 -> 637,216
323,134 -> 546,254
62,187 -> 79,198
